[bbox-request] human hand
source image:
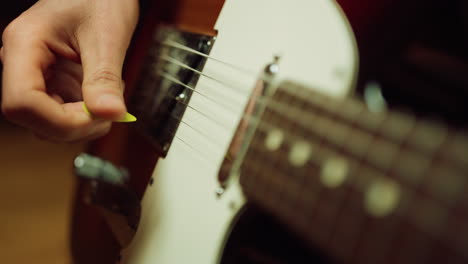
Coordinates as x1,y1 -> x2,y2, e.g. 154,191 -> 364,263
1,0 -> 139,142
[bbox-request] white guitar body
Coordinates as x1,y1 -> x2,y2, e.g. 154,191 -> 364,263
123,0 -> 357,263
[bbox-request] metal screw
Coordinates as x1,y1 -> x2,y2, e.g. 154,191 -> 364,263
215,187 -> 225,198
149,177 -> 154,186
176,92 -> 186,102
163,143 -> 170,152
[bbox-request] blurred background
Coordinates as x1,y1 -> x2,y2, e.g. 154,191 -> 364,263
0,1 -> 82,263
1,0 -> 468,263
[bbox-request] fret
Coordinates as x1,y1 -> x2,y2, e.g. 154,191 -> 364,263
345,128 -> 374,159
408,119 -> 448,154
391,149 -> 430,185
365,138 -> 399,172
339,98 -> 365,123
425,165 -> 466,205
324,120 -> 351,149
381,110 -> 416,143
354,105 -> 388,132
232,80 -> 468,264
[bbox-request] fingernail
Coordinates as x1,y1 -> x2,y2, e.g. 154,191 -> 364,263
97,94 -> 124,109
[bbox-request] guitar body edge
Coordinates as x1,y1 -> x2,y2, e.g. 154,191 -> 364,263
122,0 -> 357,263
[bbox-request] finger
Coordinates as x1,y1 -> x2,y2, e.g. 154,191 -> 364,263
78,19 -> 134,121
1,26 -> 109,141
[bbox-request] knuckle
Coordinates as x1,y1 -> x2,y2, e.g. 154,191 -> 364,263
2,22 -> 17,43
2,16 -> 47,46
1,98 -> 29,121
2,18 -> 27,43
87,68 -> 122,86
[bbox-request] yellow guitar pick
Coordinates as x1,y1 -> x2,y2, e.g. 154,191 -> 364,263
82,103 -> 137,123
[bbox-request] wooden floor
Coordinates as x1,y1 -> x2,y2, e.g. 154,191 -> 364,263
0,119 -> 84,263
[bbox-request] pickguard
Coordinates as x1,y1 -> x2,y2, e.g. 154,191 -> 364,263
122,0 -> 357,263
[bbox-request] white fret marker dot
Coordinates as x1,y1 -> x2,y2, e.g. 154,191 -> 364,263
320,158 -> 348,188
265,129 -> 284,151
288,141 -> 312,167
365,179 -> 401,218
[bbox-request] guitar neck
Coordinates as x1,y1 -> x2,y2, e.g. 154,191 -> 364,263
238,81 -> 468,263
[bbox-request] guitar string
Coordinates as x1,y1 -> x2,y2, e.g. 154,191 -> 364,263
159,54 -> 250,96
157,70 -> 242,113
168,91 -> 341,167
161,41 -> 463,247
156,42 -> 455,181
158,60 -> 366,156
158,46 -> 403,250
156,60 -> 272,119
170,113 -> 224,148
166,78 -> 446,187
162,40 -> 261,78
156,51 -> 366,159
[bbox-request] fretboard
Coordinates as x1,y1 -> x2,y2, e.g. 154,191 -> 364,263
238,80 -> 468,264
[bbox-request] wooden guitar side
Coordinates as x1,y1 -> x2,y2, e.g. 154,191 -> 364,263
70,1 -> 224,263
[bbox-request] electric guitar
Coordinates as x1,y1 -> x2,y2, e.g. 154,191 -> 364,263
71,0 -> 468,263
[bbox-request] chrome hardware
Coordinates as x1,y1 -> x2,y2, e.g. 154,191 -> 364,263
74,153 -> 128,186
215,187 -> 225,198
74,153 -> 140,247
265,55 -> 281,75
176,91 -> 187,102
217,56 -> 281,193
364,81 -> 387,113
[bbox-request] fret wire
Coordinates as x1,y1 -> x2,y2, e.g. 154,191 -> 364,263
243,138 -> 468,262
256,116 -> 466,214
256,107 -> 392,180
156,54 -> 468,207
170,88 -> 466,212
158,40 -> 468,260
172,88 -> 458,197
245,131 -> 400,262
173,98 -> 468,262
265,89 -> 466,189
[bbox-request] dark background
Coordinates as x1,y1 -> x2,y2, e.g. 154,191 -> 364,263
0,0 -> 467,263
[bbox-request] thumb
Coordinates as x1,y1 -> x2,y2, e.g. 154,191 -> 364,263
79,26 -> 130,120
